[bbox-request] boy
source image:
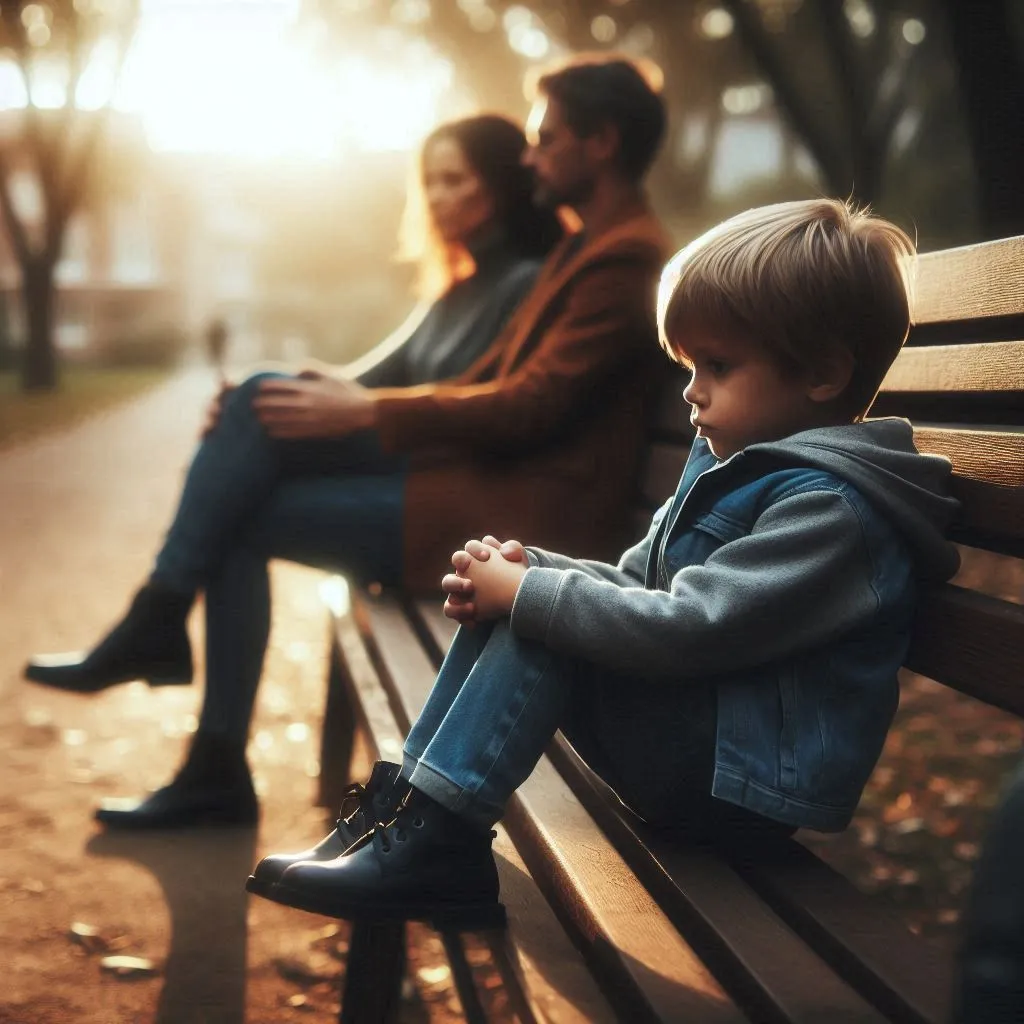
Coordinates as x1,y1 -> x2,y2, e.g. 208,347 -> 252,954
248,199 -> 960,929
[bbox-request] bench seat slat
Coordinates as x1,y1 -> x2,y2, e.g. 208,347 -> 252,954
881,340 -> 1024,394
332,603 -> 618,1024
737,844 -> 951,1024
545,737 -> 889,1024
360,596 -> 744,1024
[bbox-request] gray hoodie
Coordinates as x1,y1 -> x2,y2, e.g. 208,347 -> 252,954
511,418 -> 960,680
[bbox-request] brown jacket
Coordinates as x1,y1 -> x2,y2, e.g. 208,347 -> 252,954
373,207 -> 670,593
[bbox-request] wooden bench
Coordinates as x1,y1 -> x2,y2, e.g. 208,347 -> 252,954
316,234 -> 1024,1022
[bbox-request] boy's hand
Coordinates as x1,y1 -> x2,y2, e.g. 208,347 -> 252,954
442,536 -> 527,624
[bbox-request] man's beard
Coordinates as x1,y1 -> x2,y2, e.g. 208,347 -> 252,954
534,174 -> 594,211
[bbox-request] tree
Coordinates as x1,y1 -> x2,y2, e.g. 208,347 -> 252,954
938,0 -> 1024,238
0,0 -> 139,390
715,0 -> 940,206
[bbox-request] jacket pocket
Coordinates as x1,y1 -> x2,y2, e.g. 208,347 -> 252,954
663,510 -> 747,577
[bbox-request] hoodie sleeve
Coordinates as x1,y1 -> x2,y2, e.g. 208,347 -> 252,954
511,489 -> 881,679
525,496 -> 671,584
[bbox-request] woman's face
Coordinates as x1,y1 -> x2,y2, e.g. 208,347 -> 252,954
422,136 -> 496,245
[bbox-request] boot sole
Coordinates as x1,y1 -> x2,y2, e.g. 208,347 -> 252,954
24,668 -> 193,692
257,880 -> 507,931
244,874 -> 277,899
95,807 -> 258,830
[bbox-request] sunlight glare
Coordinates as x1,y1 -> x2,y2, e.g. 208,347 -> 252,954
0,0 -> 459,160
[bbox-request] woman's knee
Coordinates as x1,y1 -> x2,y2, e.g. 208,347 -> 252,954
219,371 -> 293,427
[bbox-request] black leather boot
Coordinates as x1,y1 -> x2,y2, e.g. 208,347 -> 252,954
260,787 -> 505,930
25,584 -> 194,693
95,732 -> 258,829
246,761 -> 404,898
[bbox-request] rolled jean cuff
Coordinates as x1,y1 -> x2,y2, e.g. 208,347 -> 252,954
405,757 -> 503,829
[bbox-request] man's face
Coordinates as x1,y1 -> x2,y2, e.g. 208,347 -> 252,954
680,331 -> 818,461
521,97 -> 595,210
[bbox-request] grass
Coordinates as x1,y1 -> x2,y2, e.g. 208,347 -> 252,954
0,367 -> 171,451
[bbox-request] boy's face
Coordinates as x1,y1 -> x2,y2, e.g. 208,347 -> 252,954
681,331 -> 820,460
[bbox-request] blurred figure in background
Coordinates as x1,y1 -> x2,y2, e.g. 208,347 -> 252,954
350,114 -> 562,387
204,318 -> 229,384
24,56 -> 669,832
954,758 -> 1024,1022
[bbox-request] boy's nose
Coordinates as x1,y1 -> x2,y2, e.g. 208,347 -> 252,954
682,375 -> 704,408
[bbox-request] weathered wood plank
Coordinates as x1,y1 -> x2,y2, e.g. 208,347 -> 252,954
911,236 -> 1024,325
330,596 -> 619,1024
738,843 -> 951,1024
362,596 -> 745,1024
881,340 -> 1024,394
547,738 -> 888,1024
905,584 -> 1024,716
912,426 -> 1024,488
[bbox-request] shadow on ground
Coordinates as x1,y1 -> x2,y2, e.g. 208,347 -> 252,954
85,827 -> 257,1024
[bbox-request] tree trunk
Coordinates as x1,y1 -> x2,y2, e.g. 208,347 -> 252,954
20,259 -> 59,391
941,0 -> 1024,238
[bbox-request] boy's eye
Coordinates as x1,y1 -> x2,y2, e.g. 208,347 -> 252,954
707,359 -> 729,375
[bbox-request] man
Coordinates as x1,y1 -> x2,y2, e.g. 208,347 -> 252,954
25,55 -> 671,829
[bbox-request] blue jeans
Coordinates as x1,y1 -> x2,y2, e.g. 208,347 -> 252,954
150,373 -> 407,743
403,619 -> 797,841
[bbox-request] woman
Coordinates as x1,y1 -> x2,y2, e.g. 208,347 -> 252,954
24,114 -> 562,829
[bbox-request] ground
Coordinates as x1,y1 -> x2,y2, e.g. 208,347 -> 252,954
0,370 -> 507,1024
0,369 -> 1020,1022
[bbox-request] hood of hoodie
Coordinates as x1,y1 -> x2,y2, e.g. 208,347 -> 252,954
745,418 -> 961,582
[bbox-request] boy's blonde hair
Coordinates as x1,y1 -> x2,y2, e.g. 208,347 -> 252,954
657,199 -> 916,419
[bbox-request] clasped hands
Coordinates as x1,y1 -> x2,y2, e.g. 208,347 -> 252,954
202,364 -> 377,439
443,535 -> 529,626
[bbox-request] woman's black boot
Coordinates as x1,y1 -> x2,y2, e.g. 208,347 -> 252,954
25,583 -> 194,693
95,731 -> 257,829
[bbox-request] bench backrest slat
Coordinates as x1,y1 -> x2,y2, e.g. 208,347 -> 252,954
910,236 -> 1024,330
881,340 -> 1024,394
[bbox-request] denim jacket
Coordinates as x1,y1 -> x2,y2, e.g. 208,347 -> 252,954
513,419 -> 960,831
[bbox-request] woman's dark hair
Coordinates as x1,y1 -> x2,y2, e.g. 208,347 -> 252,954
400,114 -> 562,298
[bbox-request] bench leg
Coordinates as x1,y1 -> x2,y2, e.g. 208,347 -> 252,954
440,929 -> 489,1024
319,627 -> 359,809
339,919 -> 406,1024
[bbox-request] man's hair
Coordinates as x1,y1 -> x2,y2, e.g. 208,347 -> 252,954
532,54 -> 666,182
657,199 -> 916,419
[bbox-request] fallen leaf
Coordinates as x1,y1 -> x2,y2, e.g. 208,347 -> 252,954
99,955 -> 159,979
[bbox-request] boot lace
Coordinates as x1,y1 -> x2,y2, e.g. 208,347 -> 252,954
336,781 -> 369,827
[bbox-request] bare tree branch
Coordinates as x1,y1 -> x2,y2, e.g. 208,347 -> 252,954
49,0 -> 140,261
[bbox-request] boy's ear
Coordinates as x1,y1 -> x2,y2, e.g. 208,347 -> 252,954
806,348 -> 854,404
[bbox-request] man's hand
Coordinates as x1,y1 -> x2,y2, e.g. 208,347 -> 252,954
252,376 -> 378,439
442,536 -> 527,625
201,379 -> 236,438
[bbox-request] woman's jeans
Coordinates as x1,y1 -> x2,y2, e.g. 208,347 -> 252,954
402,618 -> 792,842
150,373 -> 406,744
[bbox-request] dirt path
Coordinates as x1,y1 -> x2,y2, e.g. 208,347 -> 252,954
0,372 -> 376,1024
